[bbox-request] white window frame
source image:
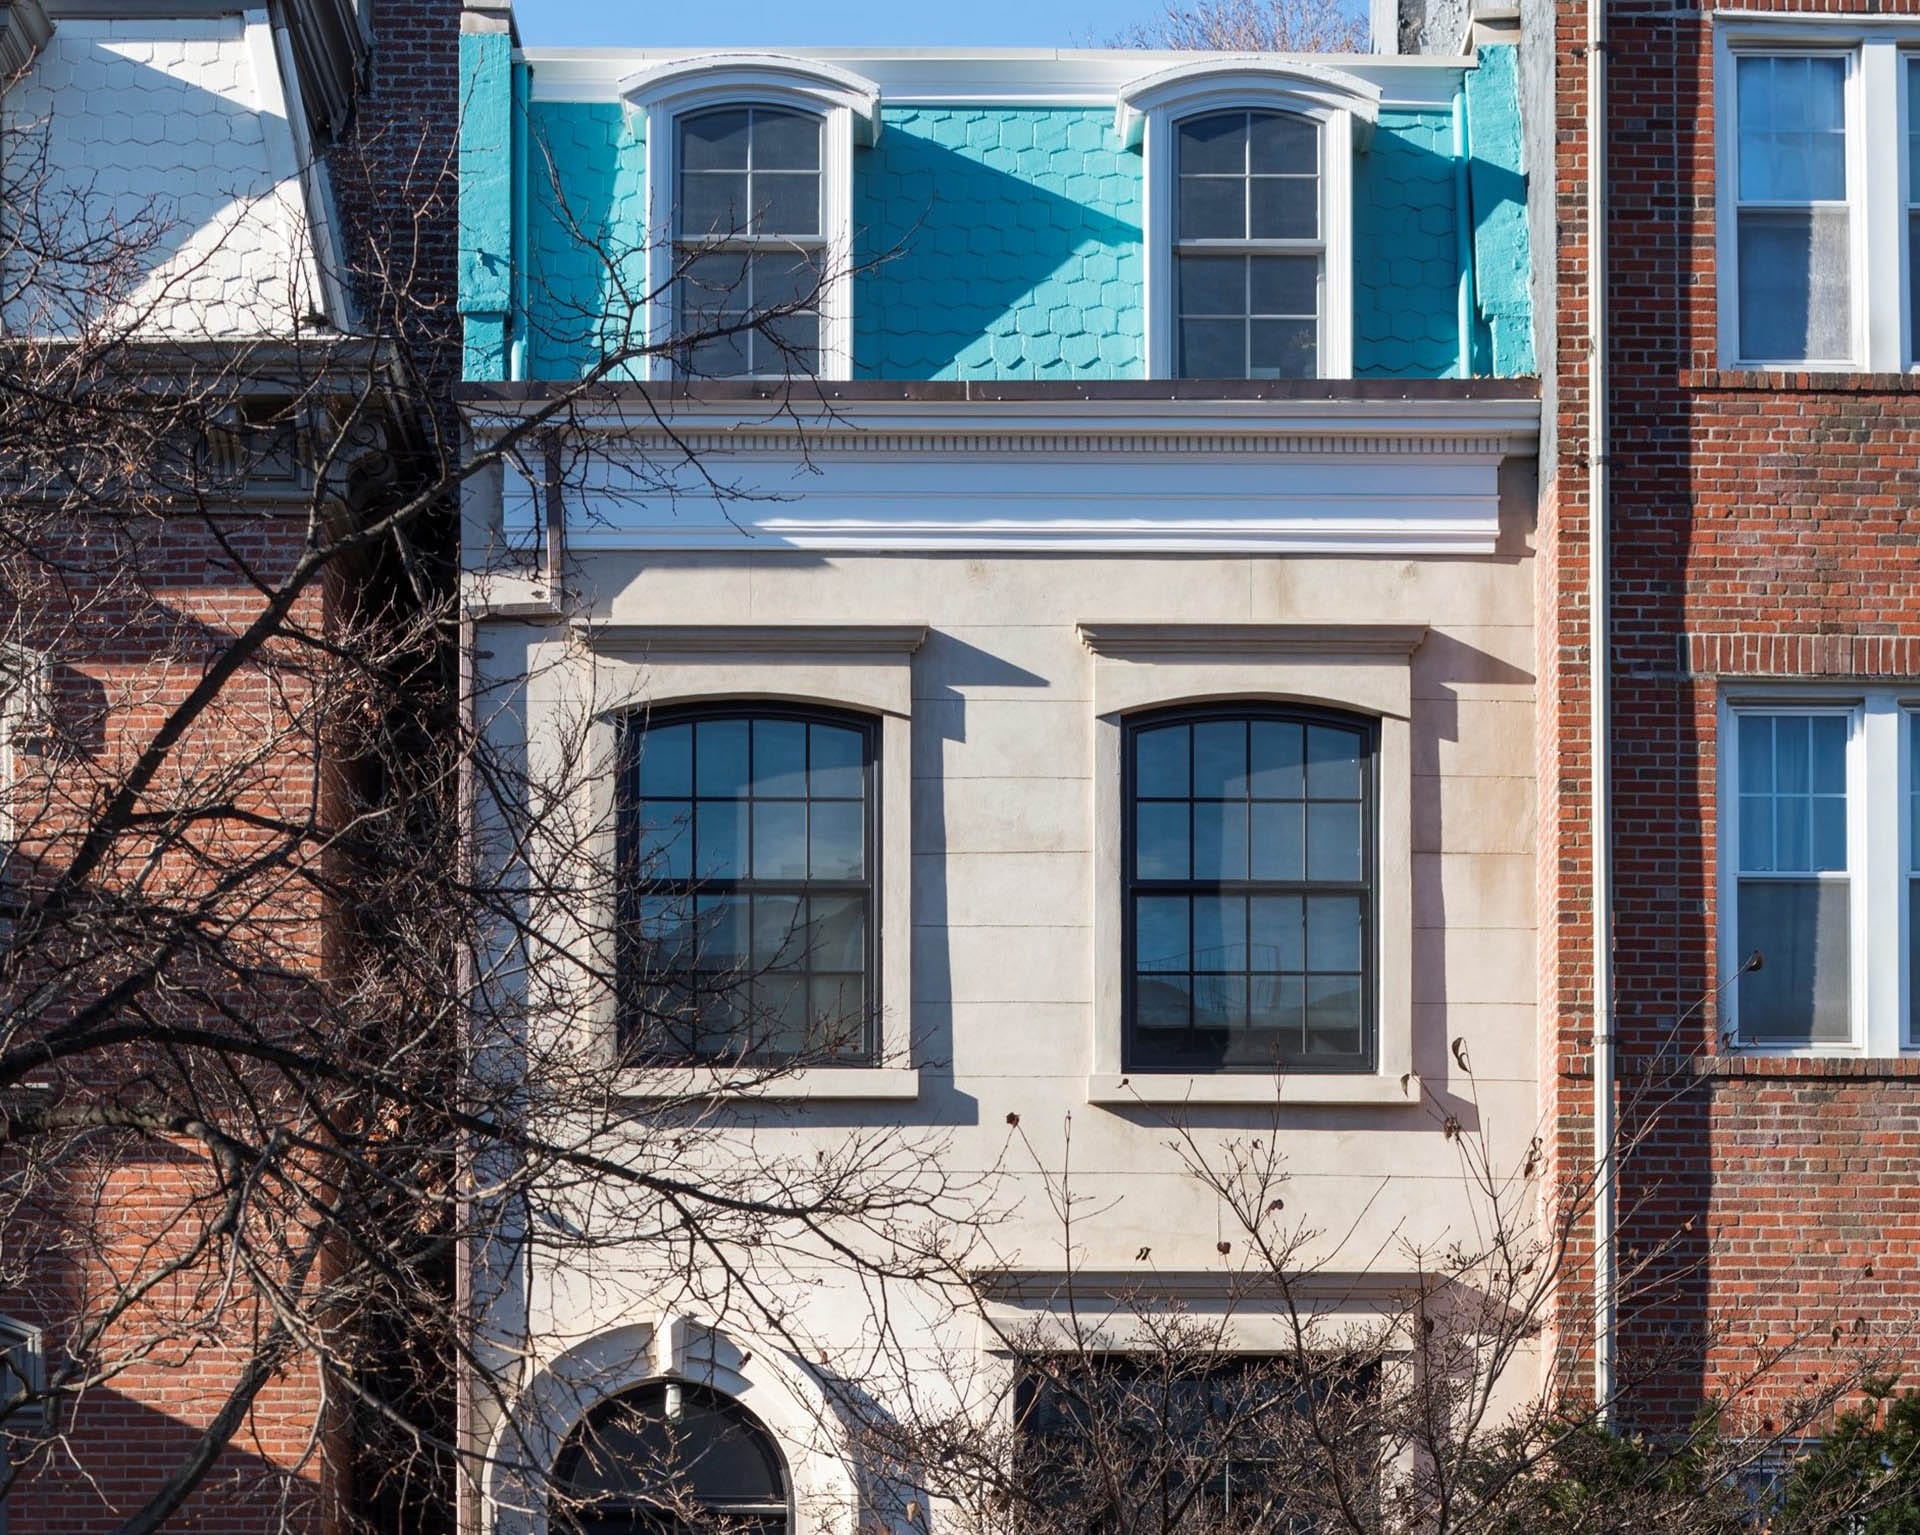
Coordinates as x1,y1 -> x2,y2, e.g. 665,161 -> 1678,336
1116,60 -> 1380,382
1717,688 -> 1917,1056
622,55 -> 882,384
1714,21 -> 1920,372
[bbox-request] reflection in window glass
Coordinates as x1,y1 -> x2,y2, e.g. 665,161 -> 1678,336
1127,710 -> 1374,1073
1174,110 -> 1322,379
1734,712 -> 1851,1045
1733,54 -> 1851,363
621,708 -> 873,1062
675,106 -> 824,377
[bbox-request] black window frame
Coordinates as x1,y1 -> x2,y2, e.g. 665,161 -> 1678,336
553,1380 -> 791,1535
1122,703 -> 1378,1075
616,701 -> 881,1067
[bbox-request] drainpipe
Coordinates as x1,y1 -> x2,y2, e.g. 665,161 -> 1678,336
1453,87 -> 1476,379
1586,0 -> 1616,1421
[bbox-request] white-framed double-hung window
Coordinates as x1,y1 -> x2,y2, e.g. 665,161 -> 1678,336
1716,24 -> 1920,370
1726,51 -> 1854,367
1720,691 -> 1919,1055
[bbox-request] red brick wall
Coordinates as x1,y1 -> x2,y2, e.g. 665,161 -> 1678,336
2,1 -> 461,1528
1546,0 -> 1920,1428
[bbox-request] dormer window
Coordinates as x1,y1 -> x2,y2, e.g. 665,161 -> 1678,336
675,107 -> 826,377
1118,58 -> 1379,381
627,53 -> 882,383
1174,110 -> 1323,379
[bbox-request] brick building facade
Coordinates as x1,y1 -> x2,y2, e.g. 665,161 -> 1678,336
1532,0 -> 1920,1429
0,0 -> 456,1528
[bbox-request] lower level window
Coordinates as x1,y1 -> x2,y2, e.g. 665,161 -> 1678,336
1125,706 -> 1376,1073
618,705 -> 876,1063
554,1382 -> 788,1535
1014,1354 -> 1375,1531
1722,692 -> 1916,1054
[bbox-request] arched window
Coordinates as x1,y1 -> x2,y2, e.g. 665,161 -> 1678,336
1124,706 -> 1375,1074
674,106 -> 825,378
555,1382 -> 789,1535
1173,110 -> 1323,380
618,705 -> 877,1063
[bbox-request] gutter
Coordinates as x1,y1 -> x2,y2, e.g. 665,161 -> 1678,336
1453,86 -> 1476,379
1586,0 -> 1616,1421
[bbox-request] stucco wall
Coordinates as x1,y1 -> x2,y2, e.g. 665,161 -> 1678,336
469,502 -> 1543,1498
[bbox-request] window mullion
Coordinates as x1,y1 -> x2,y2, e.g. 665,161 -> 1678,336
1860,39 -> 1907,371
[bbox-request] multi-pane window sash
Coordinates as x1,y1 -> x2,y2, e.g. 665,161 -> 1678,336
1124,707 -> 1375,1074
1721,692 -> 1920,1055
1014,1354 -> 1377,1533
674,106 -> 825,378
618,707 -> 876,1064
1730,53 -> 1853,365
1731,710 -> 1852,1046
554,1382 -> 789,1535
1173,110 -> 1323,380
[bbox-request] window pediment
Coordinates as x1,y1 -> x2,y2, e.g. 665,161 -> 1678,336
1115,56 -> 1381,149
620,52 -> 883,144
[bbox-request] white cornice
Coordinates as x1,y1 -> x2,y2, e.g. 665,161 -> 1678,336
468,393 -> 1535,558
462,393 -> 1540,448
525,48 -> 1469,113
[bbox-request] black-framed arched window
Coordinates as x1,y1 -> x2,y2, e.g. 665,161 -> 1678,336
1125,706 -> 1375,1074
555,1382 -> 789,1535
618,705 -> 877,1064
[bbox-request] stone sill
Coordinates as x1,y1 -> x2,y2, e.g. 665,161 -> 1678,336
615,1066 -> 921,1102
1086,1072 -> 1423,1108
1682,368 -> 1920,394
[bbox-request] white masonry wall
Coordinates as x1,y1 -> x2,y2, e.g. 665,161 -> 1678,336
1,11 -> 330,337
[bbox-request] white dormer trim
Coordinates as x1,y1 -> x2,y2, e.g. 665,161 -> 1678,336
1123,60 -> 1377,382
621,52 -> 883,143
632,54 -> 881,383
1114,56 -> 1382,147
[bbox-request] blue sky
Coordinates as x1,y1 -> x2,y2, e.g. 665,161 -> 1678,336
513,0 -> 1133,49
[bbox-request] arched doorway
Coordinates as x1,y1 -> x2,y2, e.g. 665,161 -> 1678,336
553,1381 -> 790,1535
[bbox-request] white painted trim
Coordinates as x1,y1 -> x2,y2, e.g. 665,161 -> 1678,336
1139,91 -> 1360,380
524,48 -> 1469,112
265,6 -> 356,329
467,397 -> 1536,556
1713,24 -> 1915,373
642,87 -> 858,384
1115,56 -> 1381,146
620,52 -> 883,142
1717,689 -> 1917,1057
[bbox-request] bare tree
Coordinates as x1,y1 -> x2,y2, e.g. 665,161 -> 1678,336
0,36 -> 962,1534
1108,0 -> 1370,54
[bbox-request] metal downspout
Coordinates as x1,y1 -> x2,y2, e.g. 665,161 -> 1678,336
1586,0 -> 1616,1419
1454,88 -> 1477,379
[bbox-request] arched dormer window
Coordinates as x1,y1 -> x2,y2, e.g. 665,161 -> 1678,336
1116,59 -> 1380,381
625,55 -> 882,383
554,1381 -> 789,1535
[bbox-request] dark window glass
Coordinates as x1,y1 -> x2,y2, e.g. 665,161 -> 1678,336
1174,110 -> 1321,379
555,1382 -> 788,1535
1126,708 -> 1374,1073
1014,1355 -> 1376,1535
675,106 -> 824,377
620,706 -> 876,1063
